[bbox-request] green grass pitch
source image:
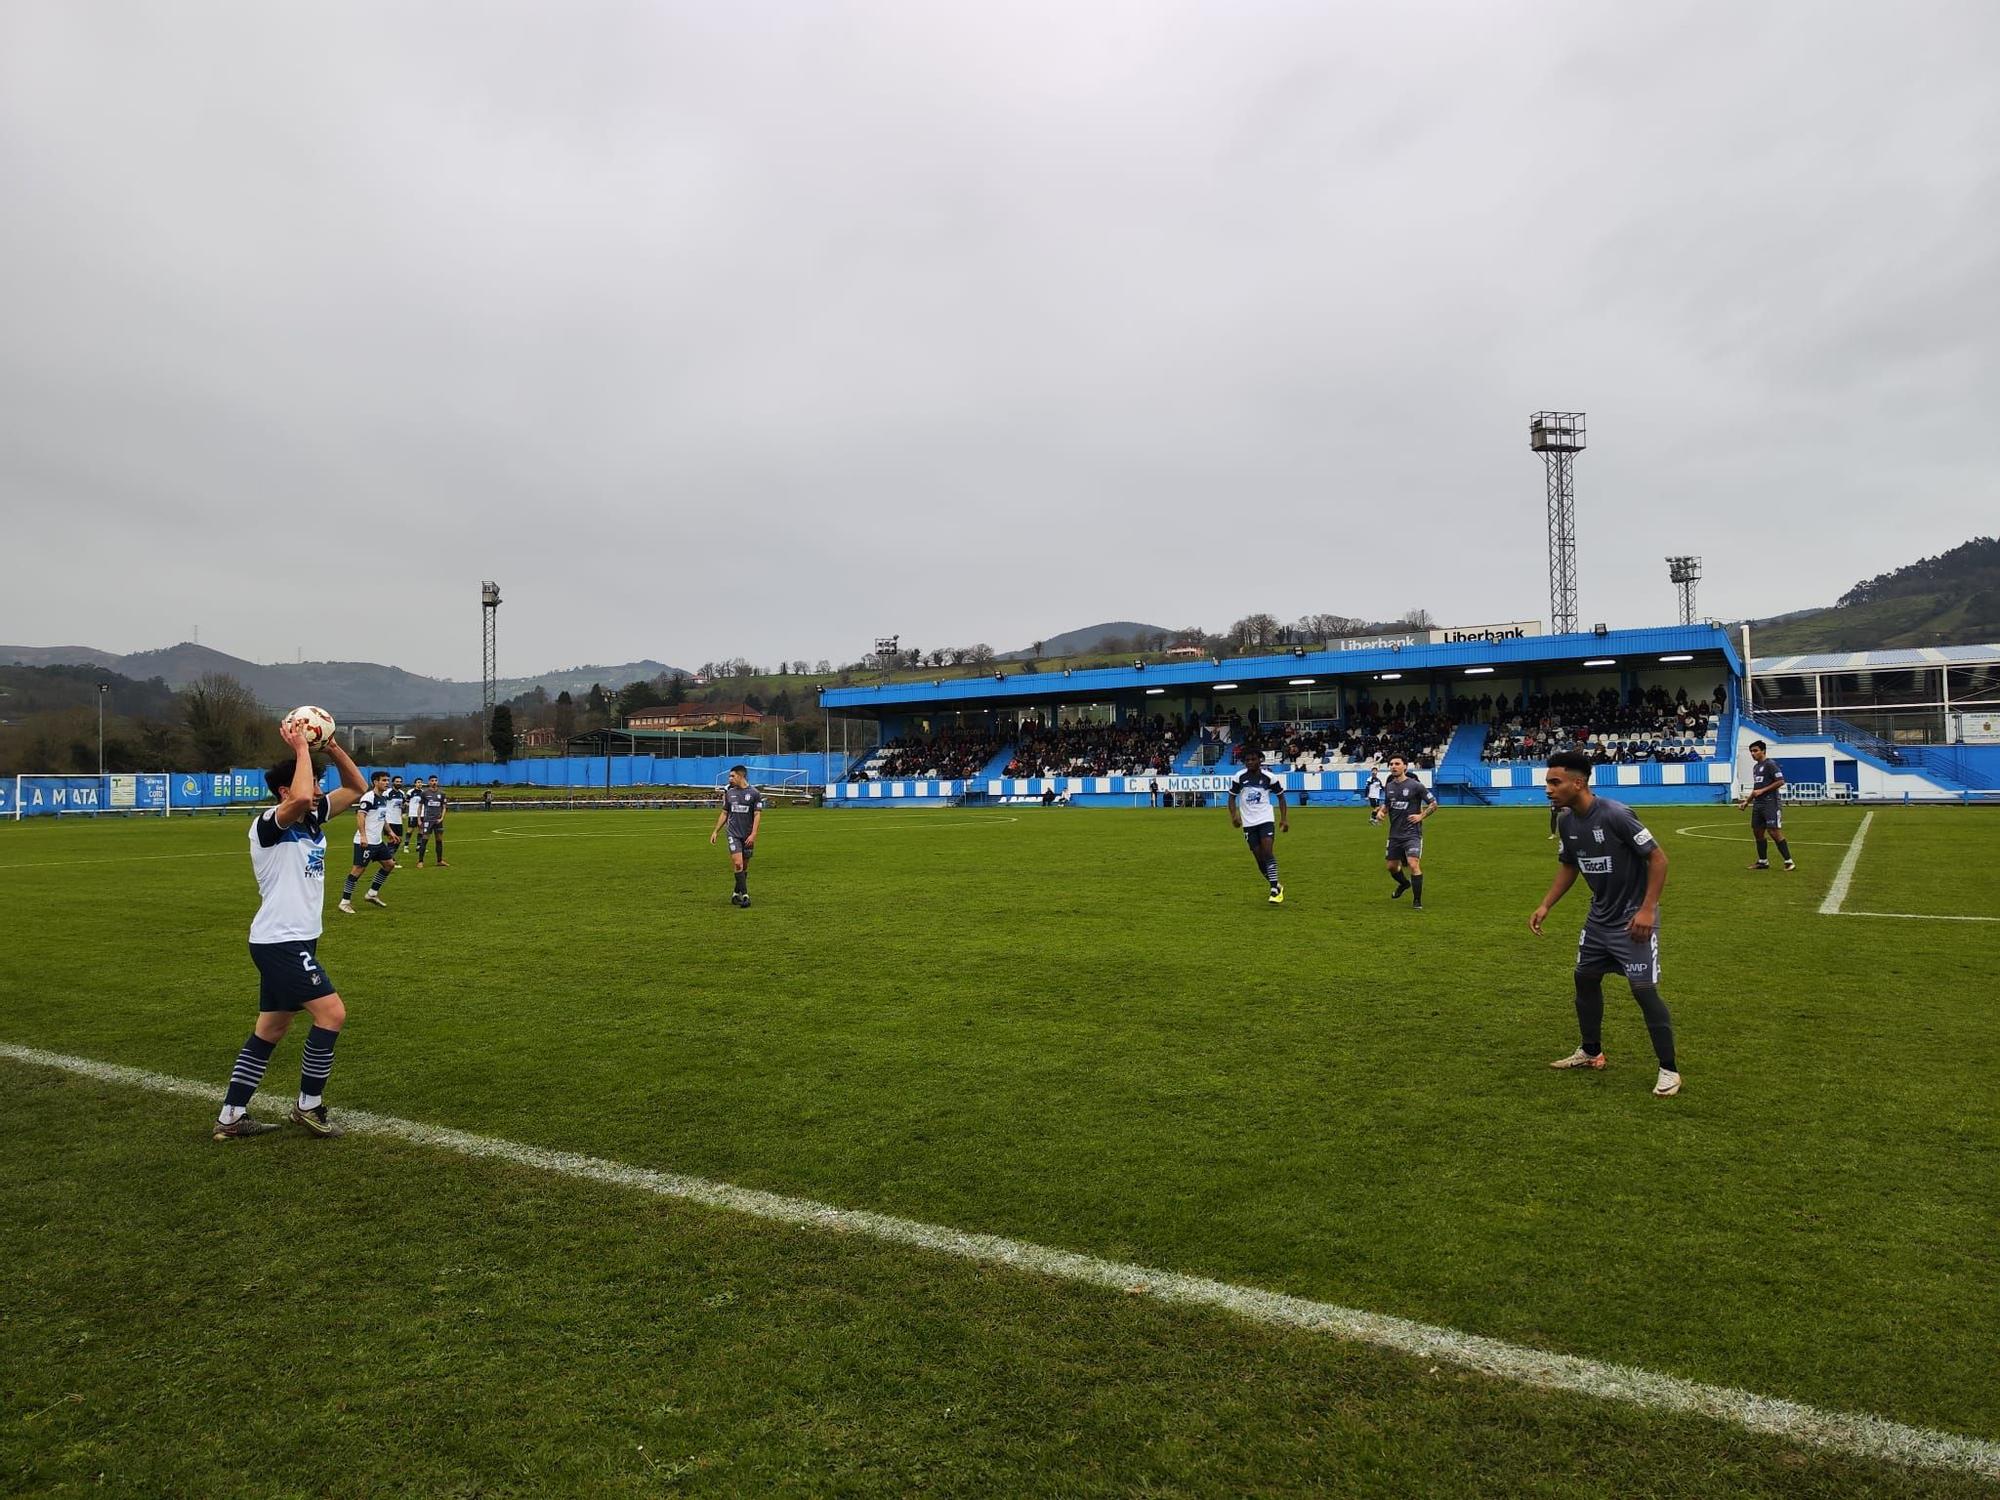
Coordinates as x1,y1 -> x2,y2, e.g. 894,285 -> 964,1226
2,802 -> 1996,1496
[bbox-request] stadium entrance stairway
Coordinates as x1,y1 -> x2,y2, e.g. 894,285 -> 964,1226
1430,724 -> 1493,805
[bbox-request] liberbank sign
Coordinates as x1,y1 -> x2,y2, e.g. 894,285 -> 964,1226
1336,620 -> 1543,651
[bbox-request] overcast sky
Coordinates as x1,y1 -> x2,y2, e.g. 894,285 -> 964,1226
3,1 -> 1995,679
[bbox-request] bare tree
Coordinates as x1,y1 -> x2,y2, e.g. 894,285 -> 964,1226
1398,608 -> 1436,630
181,672 -> 265,770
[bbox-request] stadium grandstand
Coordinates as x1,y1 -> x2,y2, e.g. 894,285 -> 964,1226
814,623 -> 2000,808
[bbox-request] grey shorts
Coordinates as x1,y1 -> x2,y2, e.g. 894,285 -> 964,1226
1576,919 -> 1660,985
1385,833 -> 1422,862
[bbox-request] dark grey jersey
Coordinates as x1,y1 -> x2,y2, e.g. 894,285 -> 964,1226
721,784 -> 763,839
1381,774 -> 1434,836
1557,795 -> 1658,925
1751,759 -> 1784,806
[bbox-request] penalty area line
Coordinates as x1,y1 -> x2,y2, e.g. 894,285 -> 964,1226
1818,811 -> 1873,916
2,1044 -> 1997,1483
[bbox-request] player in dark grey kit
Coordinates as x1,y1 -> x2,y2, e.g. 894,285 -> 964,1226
1372,755 -> 1436,910
1742,740 -> 1795,871
1532,748 -> 1681,1097
711,765 -> 764,907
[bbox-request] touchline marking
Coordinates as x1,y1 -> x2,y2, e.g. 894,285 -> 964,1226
1836,910 -> 2000,924
2,1043 -> 1996,1483
1818,812 -> 1873,916
0,849 -> 239,873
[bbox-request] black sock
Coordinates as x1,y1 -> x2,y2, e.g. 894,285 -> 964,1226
370,866 -> 392,891
1774,839 -> 1791,861
223,1032 -> 277,1111
1391,870 -> 1409,890
1573,973 -> 1605,1056
1410,874 -> 1424,903
1754,836 -> 1768,861
734,869 -> 747,895
434,831 -> 445,859
299,1025 -> 339,1106
1631,984 -> 1677,1071
341,874 -> 358,898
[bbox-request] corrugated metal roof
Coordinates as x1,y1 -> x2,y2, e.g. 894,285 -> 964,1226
1751,644 -> 2000,674
822,624 -> 1741,713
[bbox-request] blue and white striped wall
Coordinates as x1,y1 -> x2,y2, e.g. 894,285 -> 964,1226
1482,762 -> 1734,790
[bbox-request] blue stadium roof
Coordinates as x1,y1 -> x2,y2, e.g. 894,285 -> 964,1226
819,624 -> 1740,714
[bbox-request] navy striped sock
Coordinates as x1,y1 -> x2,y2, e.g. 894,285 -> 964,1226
222,1033 -> 277,1114
299,1026 -> 340,1108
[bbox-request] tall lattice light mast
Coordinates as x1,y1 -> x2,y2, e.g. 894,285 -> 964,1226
1666,556 -> 1702,626
481,581 -> 502,733
1530,412 -> 1586,634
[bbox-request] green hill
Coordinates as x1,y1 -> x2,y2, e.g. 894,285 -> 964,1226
1749,537 -> 2000,654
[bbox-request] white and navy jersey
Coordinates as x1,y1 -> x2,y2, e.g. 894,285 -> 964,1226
353,790 -> 390,845
1230,767 -> 1284,828
1364,775 -> 1384,803
1751,759 -> 1784,807
249,795 -> 330,944
384,787 -> 407,825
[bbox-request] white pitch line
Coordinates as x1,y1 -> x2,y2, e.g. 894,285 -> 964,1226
1818,811 -> 1874,916
0,849 -> 239,873
1670,823 -> 1846,848
2,1042 -> 1996,1483
1835,910 -> 2000,924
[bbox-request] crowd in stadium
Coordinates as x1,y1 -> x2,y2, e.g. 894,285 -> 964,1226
1006,715 -> 1186,777
1229,702 -> 1455,771
854,728 -> 1009,781
845,680 -> 1730,782
1480,684 -> 1721,764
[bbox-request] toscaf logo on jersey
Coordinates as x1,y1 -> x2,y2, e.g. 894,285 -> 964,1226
1578,855 -> 1614,875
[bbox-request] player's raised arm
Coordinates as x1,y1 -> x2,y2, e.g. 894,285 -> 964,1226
323,738 -> 367,817
270,724 -> 320,828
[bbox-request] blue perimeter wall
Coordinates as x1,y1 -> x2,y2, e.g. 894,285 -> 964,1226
321,752 -> 834,792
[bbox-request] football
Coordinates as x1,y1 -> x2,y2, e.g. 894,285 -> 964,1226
285,705 -> 337,747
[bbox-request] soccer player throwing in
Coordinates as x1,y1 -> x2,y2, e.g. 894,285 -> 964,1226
1532,748 -> 1681,1097
711,765 -> 764,907
1373,755 -> 1435,910
1741,740 -> 1794,871
338,771 -> 399,913
212,720 -> 368,1139
1228,747 -> 1288,904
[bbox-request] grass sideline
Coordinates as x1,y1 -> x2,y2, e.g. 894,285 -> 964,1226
2,804 -> 1996,1494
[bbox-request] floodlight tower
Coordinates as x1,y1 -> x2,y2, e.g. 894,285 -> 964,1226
1666,556 -> 1702,626
481,581 -> 502,728
1530,412 -> 1586,634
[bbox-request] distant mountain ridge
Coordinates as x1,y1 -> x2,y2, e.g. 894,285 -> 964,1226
1747,536 -> 2000,655
0,642 -> 682,717
1004,621 -> 1175,659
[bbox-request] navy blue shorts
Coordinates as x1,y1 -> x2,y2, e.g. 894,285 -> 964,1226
350,842 -> 396,866
1242,821 -> 1276,848
1575,920 -> 1661,986
249,940 -> 338,1012
1751,804 -> 1784,829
